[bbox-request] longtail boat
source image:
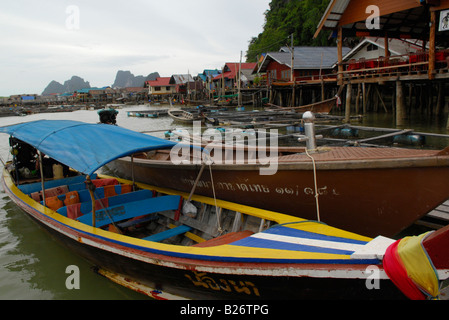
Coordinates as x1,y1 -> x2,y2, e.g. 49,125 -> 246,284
109,141 -> 449,238
2,120 -> 448,300
265,96 -> 339,114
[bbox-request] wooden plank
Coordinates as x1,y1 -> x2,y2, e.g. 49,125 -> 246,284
339,0 -> 420,27
429,10 -> 436,80
339,62 -> 429,75
18,174 -> 91,194
143,225 -> 192,242
426,209 -> 449,222
77,195 -> 181,228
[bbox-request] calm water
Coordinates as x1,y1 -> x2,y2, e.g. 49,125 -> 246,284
0,104 -> 448,300
0,105 -> 175,300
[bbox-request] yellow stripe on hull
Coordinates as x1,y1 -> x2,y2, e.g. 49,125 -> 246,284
3,168 -> 372,263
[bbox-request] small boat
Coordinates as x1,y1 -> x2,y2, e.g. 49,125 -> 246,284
168,109 -> 202,123
108,117 -> 449,238
2,120 -> 448,300
127,110 -> 168,118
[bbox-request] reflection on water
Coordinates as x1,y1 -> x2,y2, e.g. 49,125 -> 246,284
328,109 -> 449,150
0,106 -> 165,300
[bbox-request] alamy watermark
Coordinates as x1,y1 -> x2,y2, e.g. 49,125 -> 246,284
366,5 -> 380,30
65,5 -> 80,30
365,265 -> 381,290
168,121 -> 279,175
65,265 -> 80,290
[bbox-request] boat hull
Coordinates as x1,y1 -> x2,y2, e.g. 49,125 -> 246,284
1,170 -> 406,300
109,155 -> 449,237
265,96 -> 337,114
20,218 -> 407,300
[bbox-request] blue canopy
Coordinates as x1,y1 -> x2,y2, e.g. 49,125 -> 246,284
0,120 -> 178,176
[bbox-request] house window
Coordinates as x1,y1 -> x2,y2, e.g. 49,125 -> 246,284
154,87 -> 161,91
367,43 -> 378,51
166,87 -> 171,91
281,70 -> 291,80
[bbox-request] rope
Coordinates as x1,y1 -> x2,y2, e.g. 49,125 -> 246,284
266,219 -> 327,231
305,148 -> 321,222
205,154 -> 223,234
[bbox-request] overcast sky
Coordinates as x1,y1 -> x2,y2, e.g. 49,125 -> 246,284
0,0 -> 270,96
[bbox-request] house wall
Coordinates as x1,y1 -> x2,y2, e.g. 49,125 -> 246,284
149,86 -> 176,95
350,43 -> 385,60
266,60 -> 292,82
266,60 -> 334,82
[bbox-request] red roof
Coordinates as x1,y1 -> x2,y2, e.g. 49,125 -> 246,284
213,62 -> 257,81
145,77 -> 172,87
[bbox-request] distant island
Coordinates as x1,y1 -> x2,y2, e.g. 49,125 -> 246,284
42,76 -> 91,96
111,70 -> 159,89
41,70 -> 160,95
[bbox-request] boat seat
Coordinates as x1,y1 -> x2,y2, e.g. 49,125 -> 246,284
192,230 -> 254,247
18,174 -> 95,194
73,184 -> 132,202
77,195 -> 181,228
47,183 -> 136,211
57,189 -> 153,218
142,225 -> 192,242
31,185 -> 69,202
117,214 -> 159,228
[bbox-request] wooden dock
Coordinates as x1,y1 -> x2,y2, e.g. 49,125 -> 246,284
418,200 -> 449,230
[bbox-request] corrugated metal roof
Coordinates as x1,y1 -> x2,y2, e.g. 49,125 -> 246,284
258,46 -> 350,72
315,0 -> 351,37
170,74 -> 194,84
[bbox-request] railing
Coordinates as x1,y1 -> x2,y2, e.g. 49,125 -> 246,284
270,74 -> 338,86
340,50 -> 449,79
254,50 -> 449,87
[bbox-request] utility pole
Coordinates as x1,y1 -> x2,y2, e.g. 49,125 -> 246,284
238,51 -> 242,107
291,34 -> 295,107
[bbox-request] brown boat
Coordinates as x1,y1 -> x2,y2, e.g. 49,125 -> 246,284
107,144 -> 449,238
265,96 -> 339,114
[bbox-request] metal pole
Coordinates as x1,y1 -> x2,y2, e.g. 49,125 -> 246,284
131,155 -> 135,191
38,151 -> 46,205
85,175 -> 96,228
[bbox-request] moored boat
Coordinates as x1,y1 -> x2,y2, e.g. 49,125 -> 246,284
109,141 -> 449,238
2,120 -> 448,300
168,109 -> 202,123
265,95 -> 339,114
127,110 -> 168,118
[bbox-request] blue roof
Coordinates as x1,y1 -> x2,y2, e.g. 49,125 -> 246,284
0,120 -> 178,176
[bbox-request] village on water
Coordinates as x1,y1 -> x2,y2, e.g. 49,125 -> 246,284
2,0 -> 449,302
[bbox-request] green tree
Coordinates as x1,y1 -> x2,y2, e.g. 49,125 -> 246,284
246,0 -> 333,62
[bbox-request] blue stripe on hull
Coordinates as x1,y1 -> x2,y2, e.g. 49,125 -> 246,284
230,237 -> 355,255
263,225 -> 368,245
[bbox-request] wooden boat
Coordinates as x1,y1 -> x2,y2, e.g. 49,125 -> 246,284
2,120 -> 448,300
265,96 -> 339,114
127,109 -> 168,118
168,109 -> 202,123
109,141 -> 449,238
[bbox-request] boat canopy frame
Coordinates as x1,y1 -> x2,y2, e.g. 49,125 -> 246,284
0,120 -> 181,176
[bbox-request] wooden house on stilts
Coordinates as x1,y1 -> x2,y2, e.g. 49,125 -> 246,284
314,0 -> 449,125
